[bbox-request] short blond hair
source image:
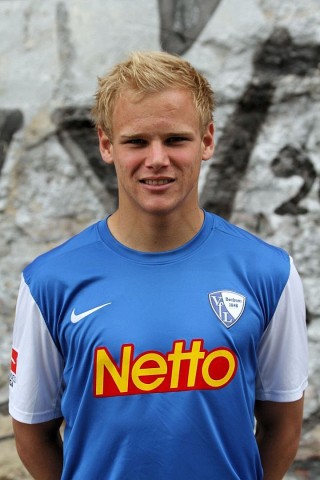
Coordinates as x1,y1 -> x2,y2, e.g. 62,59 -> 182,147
91,51 -> 215,140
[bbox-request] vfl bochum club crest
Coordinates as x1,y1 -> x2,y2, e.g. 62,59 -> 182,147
209,291 -> 246,328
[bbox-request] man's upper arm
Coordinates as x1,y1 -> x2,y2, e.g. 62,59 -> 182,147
255,397 -> 304,434
13,417 -> 64,445
12,417 -> 64,479
255,397 -> 305,478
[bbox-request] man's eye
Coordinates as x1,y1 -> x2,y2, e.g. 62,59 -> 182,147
127,139 -> 146,145
166,137 -> 188,144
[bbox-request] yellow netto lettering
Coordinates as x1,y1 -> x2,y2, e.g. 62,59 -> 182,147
95,345 -> 132,395
202,349 -> 237,387
94,340 -> 237,397
131,352 -> 167,391
167,340 -> 205,388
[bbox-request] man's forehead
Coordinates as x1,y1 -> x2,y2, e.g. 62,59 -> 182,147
107,87 -> 201,139
116,86 -> 193,105
113,88 -> 197,122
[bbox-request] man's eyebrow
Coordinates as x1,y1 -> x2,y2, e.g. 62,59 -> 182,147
120,131 -> 194,139
166,131 -> 193,136
119,133 -> 145,140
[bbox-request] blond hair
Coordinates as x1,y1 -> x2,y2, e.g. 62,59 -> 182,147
91,51 -> 215,139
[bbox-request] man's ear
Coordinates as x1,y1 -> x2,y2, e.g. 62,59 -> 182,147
98,127 -> 114,165
202,122 -> 215,161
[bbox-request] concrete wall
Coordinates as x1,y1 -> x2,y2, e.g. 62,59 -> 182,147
1,0 -> 319,476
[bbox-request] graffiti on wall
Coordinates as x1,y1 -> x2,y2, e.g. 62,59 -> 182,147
33,28 -> 320,223
0,0 -> 319,221
0,110 -> 23,174
201,27 -> 320,218
3,0 -> 320,218
157,0 -> 222,54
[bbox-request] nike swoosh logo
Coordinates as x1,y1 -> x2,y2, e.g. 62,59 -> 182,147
71,302 -> 112,324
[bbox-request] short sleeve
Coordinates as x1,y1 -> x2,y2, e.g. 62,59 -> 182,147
255,257 -> 308,402
9,274 -> 64,423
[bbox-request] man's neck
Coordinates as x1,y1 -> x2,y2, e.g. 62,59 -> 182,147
107,208 -> 204,252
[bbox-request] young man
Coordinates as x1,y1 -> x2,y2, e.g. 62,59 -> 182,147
9,51 -> 308,479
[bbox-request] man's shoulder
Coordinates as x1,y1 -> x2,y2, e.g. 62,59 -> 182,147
206,212 -> 290,281
23,220 -> 104,281
211,213 -> 288,258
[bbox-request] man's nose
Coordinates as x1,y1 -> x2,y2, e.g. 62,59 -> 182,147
145,142 -> 170,170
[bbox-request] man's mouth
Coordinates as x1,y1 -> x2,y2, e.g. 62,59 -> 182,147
141,179 -> 174,186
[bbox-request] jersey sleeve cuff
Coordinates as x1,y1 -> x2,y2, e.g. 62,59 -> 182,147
9,404 -> 63,424
255,377 -> 308,402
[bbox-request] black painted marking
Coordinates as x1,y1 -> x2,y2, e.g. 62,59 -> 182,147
52,107 -> 118,203
201,28 -> 320,218
271,146 -> 317,215
158,0 -> 222,55
0,110 -> 23,174
201,80 -> 274,218
56,2 -> 75,99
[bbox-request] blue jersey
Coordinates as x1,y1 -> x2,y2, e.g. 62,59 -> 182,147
9,211 -> 308,479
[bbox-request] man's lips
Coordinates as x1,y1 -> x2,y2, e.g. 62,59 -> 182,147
140,178 -> 175,186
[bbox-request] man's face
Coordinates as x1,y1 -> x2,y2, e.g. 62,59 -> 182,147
98,88 -> 214,219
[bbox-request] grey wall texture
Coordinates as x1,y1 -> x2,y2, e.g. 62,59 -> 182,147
0,0 -> 319,476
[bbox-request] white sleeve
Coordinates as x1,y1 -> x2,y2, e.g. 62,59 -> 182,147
9,275 -> 64,423
255,257 -> 308,402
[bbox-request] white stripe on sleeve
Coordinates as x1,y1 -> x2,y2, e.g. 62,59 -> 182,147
9,275 -> 64,423
255,257 -> 308,402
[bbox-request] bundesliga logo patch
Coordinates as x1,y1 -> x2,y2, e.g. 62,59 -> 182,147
9,347 -> 18,388
209,291 -> 246,328
11,348 -> 18,374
